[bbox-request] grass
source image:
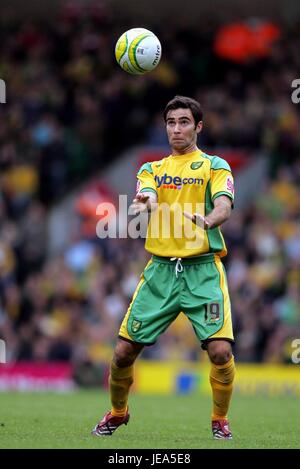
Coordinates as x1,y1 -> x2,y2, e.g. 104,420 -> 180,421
0,390 -> 299,449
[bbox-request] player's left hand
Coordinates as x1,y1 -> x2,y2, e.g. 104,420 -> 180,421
183,211 -> 210,230
130,193 -> 150,215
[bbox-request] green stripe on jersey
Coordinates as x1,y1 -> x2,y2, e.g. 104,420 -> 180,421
205,181 -> 225,253
137,162 -> 154,175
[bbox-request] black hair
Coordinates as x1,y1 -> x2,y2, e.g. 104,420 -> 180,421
163,95 -> 203,125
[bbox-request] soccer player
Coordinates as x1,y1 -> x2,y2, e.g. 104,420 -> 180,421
92,96 -> 235,440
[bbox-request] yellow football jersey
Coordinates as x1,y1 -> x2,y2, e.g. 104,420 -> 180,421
136,149 -> 234,258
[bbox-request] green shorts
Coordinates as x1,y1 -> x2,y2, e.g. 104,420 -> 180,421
119,254 -> 234,347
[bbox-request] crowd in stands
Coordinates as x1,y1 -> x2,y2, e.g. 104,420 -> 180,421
0,2 -> 300,369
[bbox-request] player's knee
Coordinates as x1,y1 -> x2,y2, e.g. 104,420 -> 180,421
211,351 -> 231,365
208,342 -> 232,365
113,350 -> 133,367
113,341 -> 140,368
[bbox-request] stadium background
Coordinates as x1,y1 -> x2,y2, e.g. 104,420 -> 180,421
0,0 -> 300,404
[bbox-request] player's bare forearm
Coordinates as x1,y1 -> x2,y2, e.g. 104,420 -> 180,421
183,195 -> 232,230
205,196 -> 232,229
130,191 -> 158,215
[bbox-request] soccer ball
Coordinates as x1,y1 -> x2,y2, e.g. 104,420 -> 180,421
115,28 -> 161,75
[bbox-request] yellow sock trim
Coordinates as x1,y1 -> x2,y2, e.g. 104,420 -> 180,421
111,362 -> 134,379
111,406 -> 128,417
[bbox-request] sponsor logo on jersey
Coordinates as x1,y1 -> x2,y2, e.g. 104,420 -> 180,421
154,173 -> 204,189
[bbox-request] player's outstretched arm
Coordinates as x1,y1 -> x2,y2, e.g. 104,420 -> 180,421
130,192 -> 158,215
183,195 -> 232,230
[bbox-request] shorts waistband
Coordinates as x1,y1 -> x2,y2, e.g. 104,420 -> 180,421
152,253 -> 216,265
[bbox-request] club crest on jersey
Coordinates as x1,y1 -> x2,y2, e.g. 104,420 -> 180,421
131,319 -> 142,333
190,161 -> 203,170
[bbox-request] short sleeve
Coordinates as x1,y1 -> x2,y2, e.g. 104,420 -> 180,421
136,162 -> 157,194
210,156 -> 234,205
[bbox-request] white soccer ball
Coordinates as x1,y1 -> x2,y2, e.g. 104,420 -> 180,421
115,28 -> 162,75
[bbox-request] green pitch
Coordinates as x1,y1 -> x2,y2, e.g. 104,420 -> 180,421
0,390 -> 299,449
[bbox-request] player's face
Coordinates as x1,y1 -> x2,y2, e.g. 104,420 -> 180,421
166,108 -> 202,154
